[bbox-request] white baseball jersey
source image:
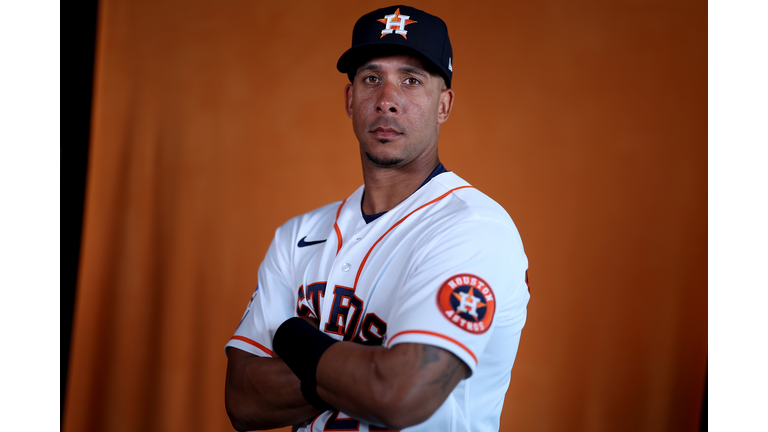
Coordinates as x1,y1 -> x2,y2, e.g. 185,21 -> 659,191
226,170 -> 530,432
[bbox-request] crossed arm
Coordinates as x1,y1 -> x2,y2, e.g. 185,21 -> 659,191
225,336 -> 469,431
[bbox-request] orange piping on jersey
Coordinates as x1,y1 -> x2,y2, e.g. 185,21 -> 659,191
333,198 -> 347,255
310,413 -> 322,430
387,329 -> 478,365
230,336 -> 273,357
353,186 -> 475,290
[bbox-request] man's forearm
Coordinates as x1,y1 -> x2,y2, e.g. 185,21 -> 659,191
225,348 -> 319,431
314,342 -> 468,430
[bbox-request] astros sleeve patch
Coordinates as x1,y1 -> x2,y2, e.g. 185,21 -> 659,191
436,273 -> 496,334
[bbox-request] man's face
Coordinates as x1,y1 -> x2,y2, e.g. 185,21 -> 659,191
344,54 -> 454,168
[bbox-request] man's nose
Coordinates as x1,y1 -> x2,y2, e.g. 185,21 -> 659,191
375,81 -> 400,114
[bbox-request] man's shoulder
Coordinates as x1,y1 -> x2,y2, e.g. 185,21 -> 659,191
428,171 -> 516,227
395,172 -> 525,257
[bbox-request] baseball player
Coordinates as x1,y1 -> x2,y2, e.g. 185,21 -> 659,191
225,5 -> 529,432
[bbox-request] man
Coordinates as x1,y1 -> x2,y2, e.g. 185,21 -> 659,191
225,5 -> 529,432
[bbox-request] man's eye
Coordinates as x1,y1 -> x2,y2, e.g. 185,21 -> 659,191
364,76 -> 379,83
405,77 -> 421,85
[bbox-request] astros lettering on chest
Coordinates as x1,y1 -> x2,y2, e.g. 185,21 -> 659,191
292,211 -> 426,345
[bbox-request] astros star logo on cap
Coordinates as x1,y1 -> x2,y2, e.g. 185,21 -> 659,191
377,8 -> 417,39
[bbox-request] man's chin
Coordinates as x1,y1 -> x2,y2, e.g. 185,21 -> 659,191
365,152 -> 404,167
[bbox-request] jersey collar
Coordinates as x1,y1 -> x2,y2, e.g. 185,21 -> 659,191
361,163 -> 449,224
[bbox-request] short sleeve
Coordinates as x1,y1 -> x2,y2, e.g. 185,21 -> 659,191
384,218 -> 529,375
225,227 -> 297,358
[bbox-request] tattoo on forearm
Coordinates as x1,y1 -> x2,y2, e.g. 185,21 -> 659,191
418,346 -> 465,394
420,345 -> 441,367
429,355 -> 463,393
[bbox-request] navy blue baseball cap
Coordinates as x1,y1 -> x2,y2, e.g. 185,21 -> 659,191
337,5 -> 453,88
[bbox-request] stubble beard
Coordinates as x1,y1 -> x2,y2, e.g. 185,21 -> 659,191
361,117 -> 409,167
365,142 -> 405,167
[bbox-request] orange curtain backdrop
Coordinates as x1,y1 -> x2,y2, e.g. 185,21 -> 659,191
65,1 -> 707,432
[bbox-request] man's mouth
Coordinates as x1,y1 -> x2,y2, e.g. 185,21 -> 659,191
370,127 -> 402,139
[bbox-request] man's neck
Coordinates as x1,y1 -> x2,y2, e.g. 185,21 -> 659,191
361,157 -> 441,215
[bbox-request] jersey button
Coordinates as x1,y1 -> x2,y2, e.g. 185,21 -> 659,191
341,262 -> 351,272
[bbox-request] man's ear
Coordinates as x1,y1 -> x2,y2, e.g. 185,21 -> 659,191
437,88 -> 454,124
344,84 -> 354,119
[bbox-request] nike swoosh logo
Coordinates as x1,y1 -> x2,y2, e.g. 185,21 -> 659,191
297,236 -> 327,248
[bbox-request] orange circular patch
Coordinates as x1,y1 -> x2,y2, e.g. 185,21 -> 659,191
436,273 -> 495,334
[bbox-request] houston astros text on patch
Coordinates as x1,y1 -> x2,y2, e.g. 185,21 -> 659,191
225,5 -> 530,432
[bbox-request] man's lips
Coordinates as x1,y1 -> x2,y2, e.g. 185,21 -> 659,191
370,127 -> 402,139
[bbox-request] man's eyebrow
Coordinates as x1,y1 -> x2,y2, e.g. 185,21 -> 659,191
357,63 -> 429,78
358,63 -> 381,73
399,66 -> 428,77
